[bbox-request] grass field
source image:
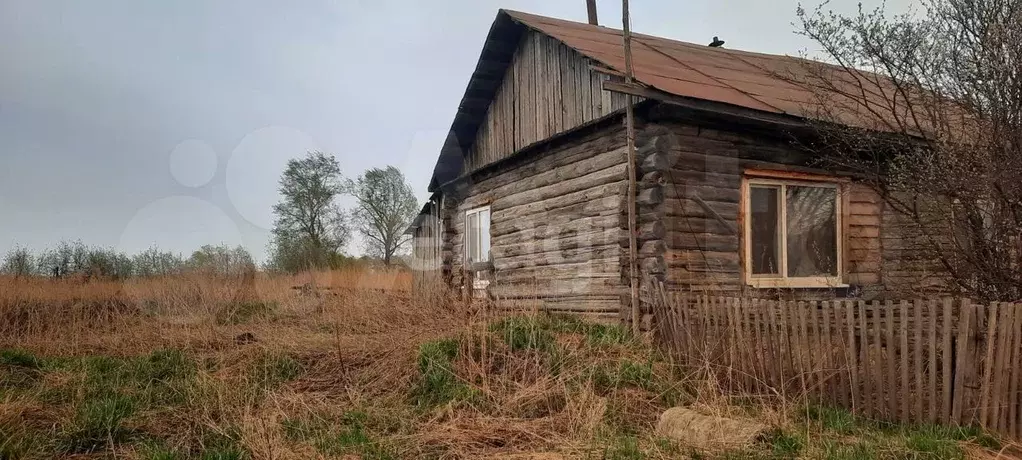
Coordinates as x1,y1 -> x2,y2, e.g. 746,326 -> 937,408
0,270 -> 1011,459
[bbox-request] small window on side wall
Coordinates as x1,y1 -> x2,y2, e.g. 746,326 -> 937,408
465,206 -> 491,265
744,175 -> 844,288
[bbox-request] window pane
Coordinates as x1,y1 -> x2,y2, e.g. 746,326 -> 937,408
479,209 -> 491,262
749,186 -> 780,275
786,185 -> 838,277
466,212 -> 479,263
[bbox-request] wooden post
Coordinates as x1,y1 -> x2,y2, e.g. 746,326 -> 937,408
586,0 -> 599,25
621,0 -> 639,335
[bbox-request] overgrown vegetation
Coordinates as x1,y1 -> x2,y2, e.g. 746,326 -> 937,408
0,270 -> 1006,458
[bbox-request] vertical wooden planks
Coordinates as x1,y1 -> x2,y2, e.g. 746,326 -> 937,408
928,299 -> 938,423
941,298 -> 953,424
808,301 -> 822,401
846,301 -> 860,413
798,301 -> 811,397
752,298 -> 767,392
835,301 -> 849,408
766,300 -> 780,393
900,300 -> 911,422
870,301 -> 885,418
822,301 -> 834,405
993,303 -> 1013,433
787,301 -> 800,396
885,300 -> 898,419
1008,303 -> 1021,439
952,299 -> 974,425
980,302 -> 999,429
913,299 -> 924,420
857,301 -> 872,417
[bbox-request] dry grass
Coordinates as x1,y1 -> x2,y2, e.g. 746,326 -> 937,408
0,269 -> 1009,459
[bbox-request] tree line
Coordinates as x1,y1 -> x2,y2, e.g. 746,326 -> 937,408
0,241 -> 256,280
1,152 -> 419,278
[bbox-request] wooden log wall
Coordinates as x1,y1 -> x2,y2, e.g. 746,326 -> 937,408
648,121 -> 889,298
465,31 -> 634,173
442,125 -> 629,321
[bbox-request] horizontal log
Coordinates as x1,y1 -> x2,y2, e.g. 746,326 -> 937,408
492,214 -> 620,245
640,153 -> 669,174
637,187 -> 663,206
496,181 -> 628,223
494,243 -> 621,269
848,202 -> 880,216
492,163 -> 627,212
638,221 -> 666,241
640,239 -> 666,256
668,233 -> 740,252
642,256 -> 666,274
641,171 -> 666,186
466,126 -> 626,192
664,184 -> 741,203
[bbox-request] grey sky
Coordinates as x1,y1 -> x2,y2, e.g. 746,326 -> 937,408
0,0 -> 914,262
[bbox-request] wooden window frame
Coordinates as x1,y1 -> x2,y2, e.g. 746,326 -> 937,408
741,170 -> 848,289
464,206 -> 491,265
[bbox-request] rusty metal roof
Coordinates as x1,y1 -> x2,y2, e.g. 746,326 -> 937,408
504,10 -> 893,129
428,9 -> 895,191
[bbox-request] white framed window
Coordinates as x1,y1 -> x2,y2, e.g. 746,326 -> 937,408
464,206 -> 491,265
743,173 -> 845,288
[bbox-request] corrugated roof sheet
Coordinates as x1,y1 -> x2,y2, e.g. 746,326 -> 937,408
504,9 -> 896,131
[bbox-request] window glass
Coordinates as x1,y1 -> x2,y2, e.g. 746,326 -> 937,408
749,186 -> 780,275
785,185 -> 838,277
479,208 -> 491,262
466,212 -> 479,263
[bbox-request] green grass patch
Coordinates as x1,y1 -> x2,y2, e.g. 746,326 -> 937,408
216,300 -> 277,325
0,348 -> 43,392
249,351 -> 302,390
409,339 -> 474,408
58,392 -> 137,453
489,316 -> 555,351
282,411 -> 394,459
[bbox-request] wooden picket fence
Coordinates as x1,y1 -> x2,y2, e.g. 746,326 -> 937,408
650,290 -> 1022,440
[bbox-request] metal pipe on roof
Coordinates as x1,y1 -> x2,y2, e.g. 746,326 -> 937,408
586,0 -> 599,25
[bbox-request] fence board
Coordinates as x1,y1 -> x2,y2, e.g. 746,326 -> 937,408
941,298 -> 953,424
951,300 -> 973,425
928,298 -> 938,423
870,301 -> 884,418
900,300 -> 911,422
858,301 -> 872,417
821,301 -> 834,404
980,302 -> 999,428
651,291 -> 1022,442
885,300 -> 898,418
845,301 -> 860,413
1009,306 -> 1021,438
914,299 -> 925,420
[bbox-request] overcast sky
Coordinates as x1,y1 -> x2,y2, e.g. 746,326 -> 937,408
0,0 -> 915,262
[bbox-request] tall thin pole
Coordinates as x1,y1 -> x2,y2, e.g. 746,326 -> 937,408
586,0 -> 599,25
622,0 -> 639,334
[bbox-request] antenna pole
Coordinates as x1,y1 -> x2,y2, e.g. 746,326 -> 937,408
586,0 -> 599,25
622,0 -> 640,334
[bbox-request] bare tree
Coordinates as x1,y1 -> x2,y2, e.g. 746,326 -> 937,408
348,166 -> 418,266
2,246 -> 35,277
789,0 -> 1022,300
269,151 -> 350,272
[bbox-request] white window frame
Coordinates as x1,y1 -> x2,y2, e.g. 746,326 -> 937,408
464,206 -> 491,266
743,172 -> 846,289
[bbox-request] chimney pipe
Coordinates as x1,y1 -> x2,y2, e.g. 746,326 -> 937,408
586,0 -> 599,25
